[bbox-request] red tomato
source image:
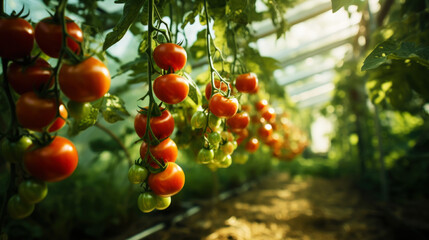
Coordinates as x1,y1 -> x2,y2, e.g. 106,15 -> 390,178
249,84 -> 259,94
235,73 -> 258,93
261,107 -> 276,122
140,138 -> 178,168
134,108 -> 175,140
24,136 -> 78,182
35,17 -> 83,58
16,92 -> 58,131
258,123 -> 273,140
8,58 -> 53,94
153,74 -> 189,104
0,18 -> 34,60
59,57 -> 111,102
226,112 -> 250,129
153,43 -> 187,71
209,93 -> 238,118
234,128 -> 249,145
47,104 -> 68,132
205,80 -> 230,100
245,137 -> 259,153
148,162 -> 185,197
255,99 -> 268,111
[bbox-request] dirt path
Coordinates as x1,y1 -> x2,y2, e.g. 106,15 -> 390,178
143,173 -> 392,240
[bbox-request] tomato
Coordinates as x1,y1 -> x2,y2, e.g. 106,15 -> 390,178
59,57 -> 110,102
208,132 -> 221,146
35,17 -> 83,58
245,137 -> 259,153
197,148 -> 214,164
220,142 -> 235,155
153,43 -> 187,71
128,164 -> 149,184
24,136 -> 78,182
209,93 -> 238,118
16,92 -> 59,131
18,179 -> 48,204
255,99 -> 268,111
7,194 -> 35,219
137,192 -> 157,213
258,123 -> 273,140
208,113 -> 221,129
155,196 -> 171,210
221,131 -> 234,142
235,129 -> 249,145
217,154 -> 232,168
213,149 -> 226,163
148,162 -> 185,197
226,112 -> 250,129
249,84 -> 259,94
67,101 -> 92,119
191,111 -> 207,129
134,108 -> 174,140
8,58 -> 53,94
235,73 -> 258,93
205,80 -> 230,100
0,18 -> 34,60
1,136 -> 32,163
140,138 -> 178,168
153,74 -> 189,104
261,107 -> 276,122
267,133 -> 282,148
47,103 -> 68,132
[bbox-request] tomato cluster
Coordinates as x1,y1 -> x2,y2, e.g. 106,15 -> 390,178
129,43 -> 188,213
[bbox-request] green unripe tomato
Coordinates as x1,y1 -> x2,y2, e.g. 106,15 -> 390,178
208,132 -> 221,146
155,195 -> 171,210
137,192 -> 157,213
18,179 -> 48,204
67,101 -> 92,120
128,164 -> 149,184
232,140 -> 238,150
197,148 -> 214,164
1,136 -> 32,163
208,114 -> 222,129
7,194 -> 35,219
213,149 -> 227,163
217,154 -> 232,168
191,111 -> 206,129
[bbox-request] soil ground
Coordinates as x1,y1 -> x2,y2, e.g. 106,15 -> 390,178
138,173 -> 397,240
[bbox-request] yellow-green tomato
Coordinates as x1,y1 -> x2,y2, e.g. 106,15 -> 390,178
217,155 -> 232,168
128,164 -> 149,184
1,136 -> 32,163
208,114 -> 221,129
137,192 -> 157,213
197,148 -> 214,164
7,194 -> 35,219
155,195 -> 171,210
18,179 -> 48,204
191,111 -> 206,129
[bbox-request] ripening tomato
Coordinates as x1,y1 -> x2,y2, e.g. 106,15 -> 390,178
8,58 -> 53,94
148,162 -> 185,197
261,107 -> 276,122
35,17 -> 83,58
0,18 -> 34,60
258,123 -> 273,140
153,74 -> 189,104
59,57 -> 110,102
140,138 -> 178,168
153,43 -> 187,71
134,108 -> 175,140
220,142 -> 235,155
24,136 -> 78,182
18,179 -> 48,204
16,92 -> 58,131
255,99 -> 268,111
137,192 -> 157,213
235,73 -> 258,93
209,93 -> 238,118
205,80 -> 230,100
245,137 -> 259,153
226,112 -> 250,129
47,104 -> 68,132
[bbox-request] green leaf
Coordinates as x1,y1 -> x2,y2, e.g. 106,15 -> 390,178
68,105 -> 99,136
183,72 -> 202,106
331,0 -> 365,13
103,0 -> 144,51
100,94 -> 130,123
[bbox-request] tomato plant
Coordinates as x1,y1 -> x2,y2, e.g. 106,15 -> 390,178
140,137 -> 178,168
24,136 -> 78,182
153,74 -> 189,104
59,57 -> 111,102
205,80 -> 230,100
35,17 -> 83,58
226,112 -> 250,129
7,58 -> 53,94
235,73 -> 258,93
134,108 -> 175,140
0,18 -> 34,60
153,43 -> 187,71
148,162 -> 185,197
209,93 -> 238,118
18,179 -> 48,204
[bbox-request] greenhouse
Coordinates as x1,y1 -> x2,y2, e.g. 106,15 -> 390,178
0,0 -> 428,239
